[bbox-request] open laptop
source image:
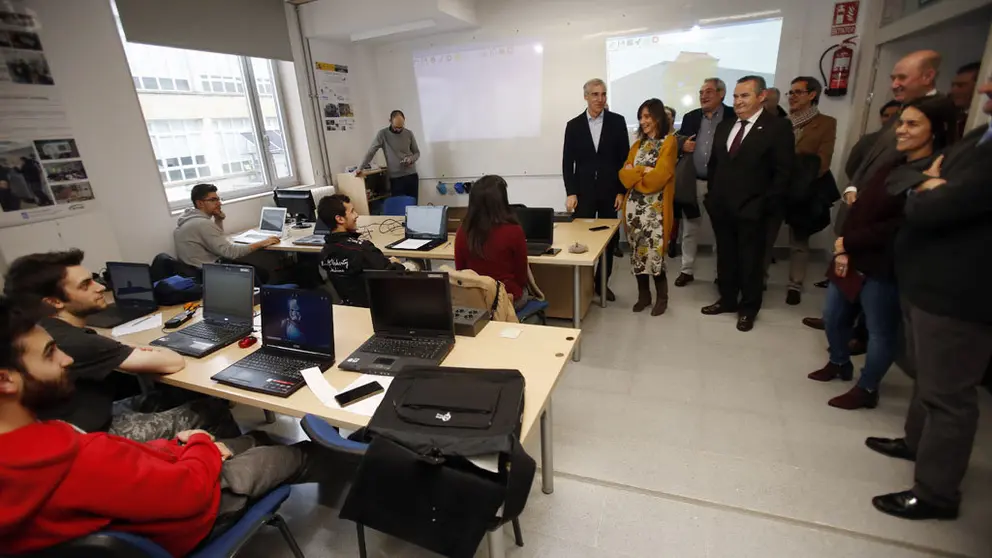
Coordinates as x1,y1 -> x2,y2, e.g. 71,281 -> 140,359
385,205 -> 448,251
339,271 -> 455,376
150,263 -> 254,358
232,207 -> 288,244
514,207 -> 555,256
211,287 -> 335,397
88,262 -> 158,328
292,218 -> 332,246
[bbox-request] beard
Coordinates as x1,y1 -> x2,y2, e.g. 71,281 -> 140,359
20,370 -> 74,414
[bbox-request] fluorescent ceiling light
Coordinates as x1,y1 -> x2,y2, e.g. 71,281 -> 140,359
350,19 -> 437,42
584,27 -> 649,40
698,10 -> 781,25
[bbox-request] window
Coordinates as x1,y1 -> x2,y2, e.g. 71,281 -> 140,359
120,41 -> 297,207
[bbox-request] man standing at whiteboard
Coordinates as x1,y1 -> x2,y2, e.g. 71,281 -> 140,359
562,78 -> 630,301
357,110 -> 421,202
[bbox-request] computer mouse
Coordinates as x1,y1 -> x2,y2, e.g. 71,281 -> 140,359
238,336 -> 258,349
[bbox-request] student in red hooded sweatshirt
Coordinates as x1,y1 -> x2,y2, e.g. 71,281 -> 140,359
0,299 -> 334,556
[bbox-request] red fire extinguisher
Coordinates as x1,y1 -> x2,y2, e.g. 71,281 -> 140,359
820,36 -> 857,97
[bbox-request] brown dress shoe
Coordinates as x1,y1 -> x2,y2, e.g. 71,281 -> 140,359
802,317 -> 825,330
808,361 -> 854,382
828,386 -> 879,409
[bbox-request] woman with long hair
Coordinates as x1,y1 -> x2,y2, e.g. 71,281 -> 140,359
454,175 -> 530,309
618,98 -> 678,315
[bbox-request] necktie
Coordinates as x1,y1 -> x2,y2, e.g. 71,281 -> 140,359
729,120 -> 749,155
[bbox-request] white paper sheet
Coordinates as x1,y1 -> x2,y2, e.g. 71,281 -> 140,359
301,367 -> 340,408
111,313 -> 163,337
339,375 -> 394,417
391,238 -> 431,250
500,327 -> 522,339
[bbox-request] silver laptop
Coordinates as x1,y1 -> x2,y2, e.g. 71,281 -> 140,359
233,207 -> 288,244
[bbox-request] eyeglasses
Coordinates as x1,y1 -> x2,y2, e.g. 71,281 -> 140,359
201,197 -> 221,203
786,89 -> 811,97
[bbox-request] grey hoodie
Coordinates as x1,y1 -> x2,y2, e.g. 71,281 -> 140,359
174,208 -> 251,268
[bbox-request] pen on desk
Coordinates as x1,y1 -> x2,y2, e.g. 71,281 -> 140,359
129,314 -> 155,327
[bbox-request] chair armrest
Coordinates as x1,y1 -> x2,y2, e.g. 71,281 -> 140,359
300,414 -> 369,455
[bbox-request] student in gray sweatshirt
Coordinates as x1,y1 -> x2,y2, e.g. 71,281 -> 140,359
174,183 -> 280,269
357,110 -> 421,201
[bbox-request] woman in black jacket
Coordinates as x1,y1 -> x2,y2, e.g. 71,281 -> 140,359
807,96 -> 956,410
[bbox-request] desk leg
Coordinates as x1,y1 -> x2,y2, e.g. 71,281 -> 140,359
541,403 -> 554,494
263,410 -> 276,424
572,265 -> 581,362
599,248 -> 608,308
487,526 -> 506,558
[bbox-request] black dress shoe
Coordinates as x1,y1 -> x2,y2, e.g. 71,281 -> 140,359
865,437 -> 916,461
701,302 -> 737,315
786,289 -> 801,305
872,490 -> 958,520
814,279 -> 829,288
802,317 -> 825,330
736,315 -> 754,332
674,272 -> 695,287
606,288 -> 616,302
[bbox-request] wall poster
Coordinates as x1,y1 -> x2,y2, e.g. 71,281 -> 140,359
315,61 -> 355,132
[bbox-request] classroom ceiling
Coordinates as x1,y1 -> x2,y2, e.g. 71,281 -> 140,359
298,0 -> 480,43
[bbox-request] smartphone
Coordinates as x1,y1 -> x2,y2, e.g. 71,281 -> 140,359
589,225 -> 609,232
335,381 -> 384,407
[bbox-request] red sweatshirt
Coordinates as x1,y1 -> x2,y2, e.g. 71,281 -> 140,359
454,223 -> 529,300
0,421 -> 223,557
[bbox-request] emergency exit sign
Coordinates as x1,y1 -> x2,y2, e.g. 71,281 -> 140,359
831,1 -> 860,36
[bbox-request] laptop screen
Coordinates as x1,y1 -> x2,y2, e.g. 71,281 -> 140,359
312,218 -> 331,236
367,271 -> 454,338
107,262 -> 155,306
260,287 -> 334,357
202,263 -> 255,325
405,205 -> 446,239
259,207 -> 286,233
514,208 -> 554,244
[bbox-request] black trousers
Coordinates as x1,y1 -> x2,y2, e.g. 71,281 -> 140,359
390,173 -> 419,202
902,299 -> 992,507
711,212 -> 766,317
575,194 -> 617,286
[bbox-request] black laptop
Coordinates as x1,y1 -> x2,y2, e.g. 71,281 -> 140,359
150,263 -> 254,358
292,218 -> 332,246
385,205 -> 448,251
339,271 -> 455,376
88,262 -> 158,329
514,207 -> 555,256
211,287 -> 335,397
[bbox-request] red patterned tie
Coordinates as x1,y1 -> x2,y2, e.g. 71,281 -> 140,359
729,120 -> 749,155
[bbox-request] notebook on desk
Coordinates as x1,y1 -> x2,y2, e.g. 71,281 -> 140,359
385,205 -> 448,251
232,207 -> 288,244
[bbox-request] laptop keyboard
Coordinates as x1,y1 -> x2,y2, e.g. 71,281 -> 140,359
360,337 -> 449,360
236,352 -> 321,380
182,322 -> 248,343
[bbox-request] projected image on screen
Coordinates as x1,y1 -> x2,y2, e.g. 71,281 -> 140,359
606,18 -> 783,130
413,42 -> 544,143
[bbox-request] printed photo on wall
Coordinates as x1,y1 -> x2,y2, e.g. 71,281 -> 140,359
0,141 -> 56,212
34,138 -> 80,160
43,160 -> 87,183
52,181 -> 94,204
1,50 -> 53,85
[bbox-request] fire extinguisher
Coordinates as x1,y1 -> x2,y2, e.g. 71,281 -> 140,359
820,36 -> 857,97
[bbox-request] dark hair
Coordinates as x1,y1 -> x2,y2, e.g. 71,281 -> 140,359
461,175 -> 517,259
879,99 -> 901,116
0,297 -> 53,373
902,96 -> 958,152
389,110 -> 405,120
317,194 -> 351,228
737,75 -> 768,93
791,76 -> 823,105
190,183 -> 218,205
4,249 -> 85,303
957,61 -> 981,76
636,98 -> 670,141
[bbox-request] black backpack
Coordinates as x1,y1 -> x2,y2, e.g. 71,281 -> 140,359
341,366 -> 535,558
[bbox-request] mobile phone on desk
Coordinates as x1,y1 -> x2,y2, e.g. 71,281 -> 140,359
335,381 -> 384,407
589,225 -> 609,231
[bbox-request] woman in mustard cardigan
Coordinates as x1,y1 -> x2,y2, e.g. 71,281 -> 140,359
619,98 -> 677,316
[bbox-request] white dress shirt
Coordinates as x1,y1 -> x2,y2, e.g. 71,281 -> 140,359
587,109 -> 604,152
725,107 -> 764,151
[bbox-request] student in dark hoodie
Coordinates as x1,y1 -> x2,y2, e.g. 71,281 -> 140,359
0,298 -> 336,556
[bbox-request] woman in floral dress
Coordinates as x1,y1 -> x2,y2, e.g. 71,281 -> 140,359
619,98 -> 677,316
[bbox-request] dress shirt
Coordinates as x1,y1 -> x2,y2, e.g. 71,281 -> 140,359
587,109 -> 604,152
692,109 -> 725,178
725,108 -> 764,151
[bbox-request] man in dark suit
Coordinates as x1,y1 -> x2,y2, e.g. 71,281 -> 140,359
701,75 -> 794,332
867,77 -> 992,521
563,78 -> 630,300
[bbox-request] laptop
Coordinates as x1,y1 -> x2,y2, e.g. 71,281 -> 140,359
514,207 -> 555,256
150,263 -> 254,358
211,286 -> 335,397
292,218 -> 332,246
385,205 -> 448,251
88,262 -> 158,328
339,271 -> 455,376
232,207 -> 288,244
446,206 -> 468,234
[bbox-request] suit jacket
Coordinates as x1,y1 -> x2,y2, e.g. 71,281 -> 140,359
676,105 -> 736,138
794,113 -> 837,176
673,105 -> 735,205
562,110 -> 630,201
706,110 -> 795,221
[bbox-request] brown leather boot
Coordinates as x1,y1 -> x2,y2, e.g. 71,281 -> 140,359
651,273 -> 668,316
633,275 -> 651,312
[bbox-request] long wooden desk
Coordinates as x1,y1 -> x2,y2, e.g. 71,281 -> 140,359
266,216 -> 619,361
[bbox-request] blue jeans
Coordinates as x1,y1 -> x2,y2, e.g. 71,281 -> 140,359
823,278 -> 900,391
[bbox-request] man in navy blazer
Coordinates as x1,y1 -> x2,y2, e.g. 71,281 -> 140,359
562,78 -> 630,300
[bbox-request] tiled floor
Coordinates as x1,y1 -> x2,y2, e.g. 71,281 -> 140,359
238,254 -> 992,558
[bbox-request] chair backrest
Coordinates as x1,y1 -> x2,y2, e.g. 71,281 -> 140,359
17,532 -> 171,558
382,196 -> 416,216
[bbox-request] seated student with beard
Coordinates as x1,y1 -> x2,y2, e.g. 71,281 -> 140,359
3,250 -> 240,441
0,298 -> 337,556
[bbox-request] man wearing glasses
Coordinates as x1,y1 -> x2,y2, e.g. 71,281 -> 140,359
174,183 -> 281,270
